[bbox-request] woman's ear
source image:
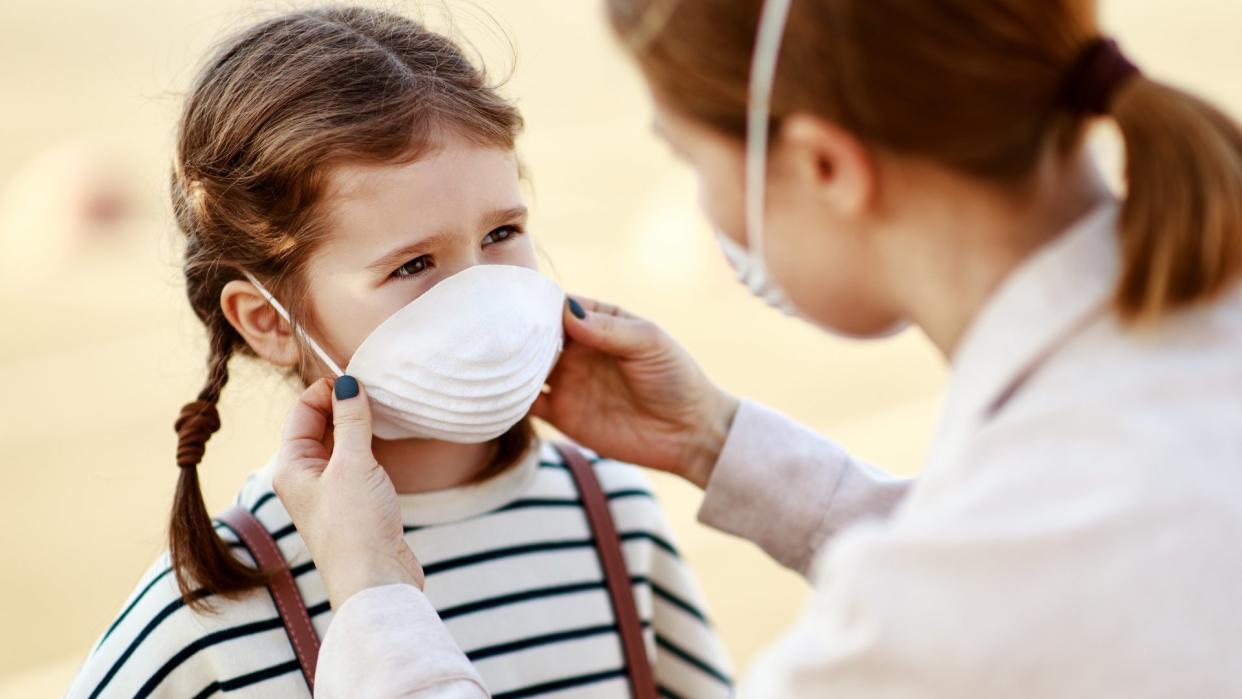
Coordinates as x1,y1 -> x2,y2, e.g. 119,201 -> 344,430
775,112 -> 877,217
220,279 -> 301,368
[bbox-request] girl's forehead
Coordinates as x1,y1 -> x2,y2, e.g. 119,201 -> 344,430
316,141 -> 525,263
327,140 -> 520,203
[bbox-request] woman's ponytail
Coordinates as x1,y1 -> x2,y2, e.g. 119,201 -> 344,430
1109,77 -> 1242,320
168,324 -> 268,608
605,3 -> 1242,322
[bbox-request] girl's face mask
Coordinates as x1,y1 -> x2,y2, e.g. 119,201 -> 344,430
247,264 -> 565,443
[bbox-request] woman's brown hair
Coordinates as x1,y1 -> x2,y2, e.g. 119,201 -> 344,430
170,5 -> 529,607
607,0 -> 1242,321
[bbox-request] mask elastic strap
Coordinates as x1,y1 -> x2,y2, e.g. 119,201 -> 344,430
242,272 -> 346,378
744,0 -> 794,275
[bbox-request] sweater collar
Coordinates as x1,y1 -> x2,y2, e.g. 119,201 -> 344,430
395,441 -> 543,527
943,199 -> 1121,435
248,439 -> 544,531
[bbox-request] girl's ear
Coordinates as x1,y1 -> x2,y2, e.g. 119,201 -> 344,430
220,279 -> 301,367
775,112 -> 877,217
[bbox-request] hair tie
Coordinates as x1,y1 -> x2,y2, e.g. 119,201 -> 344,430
175,400 -> 222,469
1058,38 -> 1141,116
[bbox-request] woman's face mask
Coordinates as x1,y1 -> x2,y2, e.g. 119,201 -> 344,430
653,0 -> 908,339
725,0 -> 908,339
247,264 -> 565,443
714,229 -> 799,316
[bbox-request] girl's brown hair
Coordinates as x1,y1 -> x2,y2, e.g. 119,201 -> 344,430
170,6 -> 529,606
607,0 -> 1242,320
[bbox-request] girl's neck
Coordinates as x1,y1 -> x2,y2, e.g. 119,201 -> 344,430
371,436 -> 498,494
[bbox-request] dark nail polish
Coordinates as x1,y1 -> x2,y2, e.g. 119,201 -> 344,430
335,375 -> 360,400
568,297 -> 586,320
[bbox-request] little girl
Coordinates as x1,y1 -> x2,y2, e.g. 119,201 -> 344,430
67,6 -> 732,698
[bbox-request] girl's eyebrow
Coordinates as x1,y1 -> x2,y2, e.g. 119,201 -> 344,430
366,206 -> 529,273
367,231 -> 457,273
481,205 -> 528,230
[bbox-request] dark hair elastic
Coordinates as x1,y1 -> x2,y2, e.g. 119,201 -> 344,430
1058,37 -> 1142,116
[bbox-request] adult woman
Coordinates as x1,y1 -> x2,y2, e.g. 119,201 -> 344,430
276,0 -> 1242,696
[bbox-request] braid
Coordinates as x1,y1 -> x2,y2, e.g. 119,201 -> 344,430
169,323 -> 268,608
175,321 -> 232,470
174,325 -> 230,469
199,320 -> 233,403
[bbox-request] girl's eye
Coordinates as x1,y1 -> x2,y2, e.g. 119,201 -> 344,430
391,254 -> 432,279
482,225 -> 522,247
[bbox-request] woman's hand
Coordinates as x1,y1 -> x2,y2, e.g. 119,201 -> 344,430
271,376 -> 424,608
531,297 -> 740,489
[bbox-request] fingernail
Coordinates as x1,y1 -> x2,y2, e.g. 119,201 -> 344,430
568,297 -> 586,320
334,375 -> 359,400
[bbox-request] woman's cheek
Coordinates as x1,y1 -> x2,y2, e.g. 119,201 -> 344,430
696,174 -> 746,243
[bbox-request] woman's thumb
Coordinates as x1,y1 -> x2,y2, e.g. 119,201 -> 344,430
330,375 -> 374,461
564,296 -> 657,358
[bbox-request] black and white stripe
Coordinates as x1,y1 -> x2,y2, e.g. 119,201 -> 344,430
68,442 -> 733,698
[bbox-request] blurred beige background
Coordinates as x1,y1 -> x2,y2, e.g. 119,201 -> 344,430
1,0 -> 1239,695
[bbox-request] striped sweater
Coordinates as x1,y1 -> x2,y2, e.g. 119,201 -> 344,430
67,441 -> 734,698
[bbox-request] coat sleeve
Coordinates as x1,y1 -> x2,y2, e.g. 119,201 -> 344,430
696,400 -> 912,575
315,584 -> 489,698
732,399 -> 1237,699
315,400 -> 913,697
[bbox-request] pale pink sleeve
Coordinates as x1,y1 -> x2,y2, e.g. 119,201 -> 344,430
696,400 -> 911,575
316,584 -> 489,698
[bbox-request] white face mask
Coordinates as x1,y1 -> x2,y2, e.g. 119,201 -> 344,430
727,0 -> 908,339
715,230 -> 799,316
245,264 -> 565,443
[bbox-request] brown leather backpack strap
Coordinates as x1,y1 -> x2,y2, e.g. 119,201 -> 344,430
218,505 -> 320,692
555,443 -> 658,699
